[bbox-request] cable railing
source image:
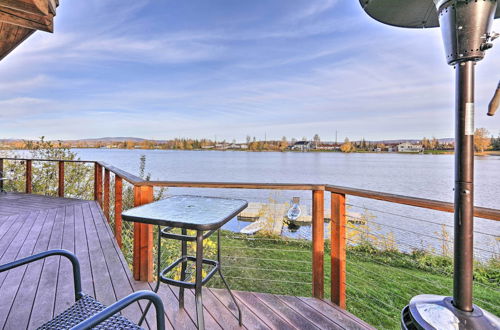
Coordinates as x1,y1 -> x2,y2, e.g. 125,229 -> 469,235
1,156 -> 499,329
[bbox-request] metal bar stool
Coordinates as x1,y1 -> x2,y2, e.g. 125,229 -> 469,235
123,195 -> 248,330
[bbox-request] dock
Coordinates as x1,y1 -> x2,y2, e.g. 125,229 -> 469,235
238,202 -> 366,235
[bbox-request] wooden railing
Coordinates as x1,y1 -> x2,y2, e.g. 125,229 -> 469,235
1,157 -> 500,309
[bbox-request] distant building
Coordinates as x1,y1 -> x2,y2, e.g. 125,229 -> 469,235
228,143 -> 248,149
316,143 -> 339,151
397,142 -> 423,153
290,141 -> 313,151
215,143 -> 229,150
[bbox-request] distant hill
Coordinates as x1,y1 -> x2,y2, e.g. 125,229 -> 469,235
72,137 -> 151,143
1,137 -> 154,143
2,137 -> 455,144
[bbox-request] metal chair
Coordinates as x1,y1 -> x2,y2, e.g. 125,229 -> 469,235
0,249 -> 166,330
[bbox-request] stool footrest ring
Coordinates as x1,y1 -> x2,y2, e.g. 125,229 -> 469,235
160,256 -> 218,288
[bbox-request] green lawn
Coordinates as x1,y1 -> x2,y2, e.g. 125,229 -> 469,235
202,232 -> 500,330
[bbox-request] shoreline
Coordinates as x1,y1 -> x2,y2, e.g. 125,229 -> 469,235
3,147 -> 500,156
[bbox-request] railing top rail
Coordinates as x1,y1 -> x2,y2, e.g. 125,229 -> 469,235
97,161 -> 145,185
2,157 -> 499,221
146,181 -> 325,190
0,157 -> 95,163
326,184 -> 500,221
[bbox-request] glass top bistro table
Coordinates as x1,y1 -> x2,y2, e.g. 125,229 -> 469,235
122,195 -> 248,329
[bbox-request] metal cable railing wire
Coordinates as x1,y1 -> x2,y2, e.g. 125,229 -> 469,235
222,265 -> 311,275
346,260 -> 423,297
222,276 -> 312,285
220,255 -> 312,264
346,214 -> 498,255
345,282 -> 402,318
346,268 -> 415,302
347,203 -> 498,238
347,244 -> 454,291
347,239 -> 500,294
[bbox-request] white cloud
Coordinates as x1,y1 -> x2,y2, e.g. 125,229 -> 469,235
0,2 -> 499,141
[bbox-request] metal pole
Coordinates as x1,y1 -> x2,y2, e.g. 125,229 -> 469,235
453,60 -> 475,312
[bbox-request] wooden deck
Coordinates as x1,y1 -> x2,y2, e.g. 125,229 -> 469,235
0,193 -> 373,329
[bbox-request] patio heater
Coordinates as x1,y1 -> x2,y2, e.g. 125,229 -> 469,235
359,0 -> 500,329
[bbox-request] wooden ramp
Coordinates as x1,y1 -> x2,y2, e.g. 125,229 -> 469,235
0,193 -> 373,330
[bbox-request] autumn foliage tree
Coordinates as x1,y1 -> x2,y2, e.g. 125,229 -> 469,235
340,138 -> 355,153
474,128 -> 491,152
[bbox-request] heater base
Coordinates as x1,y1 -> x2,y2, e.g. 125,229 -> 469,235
401,294 -> 500,330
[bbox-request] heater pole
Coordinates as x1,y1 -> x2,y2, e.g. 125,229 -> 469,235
453,60 -> 475,312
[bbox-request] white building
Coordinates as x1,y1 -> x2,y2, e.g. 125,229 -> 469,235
397,142 -> 423,153
290,141 -> 313,151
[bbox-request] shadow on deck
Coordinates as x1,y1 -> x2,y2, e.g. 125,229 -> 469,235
0,193 -> 373,329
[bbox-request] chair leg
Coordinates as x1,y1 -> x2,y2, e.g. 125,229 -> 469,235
195,230 -> 205,329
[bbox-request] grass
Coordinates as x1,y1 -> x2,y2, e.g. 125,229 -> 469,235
115,220 -> 498,329
202,232 -> 500,330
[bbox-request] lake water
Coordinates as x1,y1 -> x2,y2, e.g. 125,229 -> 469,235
66,149 -> 500,260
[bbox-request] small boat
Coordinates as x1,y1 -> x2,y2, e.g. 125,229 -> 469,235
240,218 -> 266,235
286,197 -> 302,221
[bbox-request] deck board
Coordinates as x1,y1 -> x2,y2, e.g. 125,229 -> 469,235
0,192 -> 373,330
4,210 -> 51,330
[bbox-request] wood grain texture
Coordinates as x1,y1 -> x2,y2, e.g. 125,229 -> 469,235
114,176 -> 123,248
0,158 -> 3,191
133,185 -> 154,281
95,163 -> 102,207
98,161 -> 144,185
0,192 -> 372,329
103,168 -> 110,221
25,159 -> 32,193
93,162 -> 98,201
58,161 -> 64,197
0,0 -> 49,15
312,189 -> 324,299
331,192 -> 346,309
326,184 -> 500,221
147,180 -> 324,190
0,5 -> 52,31
2,158 -> 500,221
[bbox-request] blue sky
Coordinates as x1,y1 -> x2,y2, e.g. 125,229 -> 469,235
1,0 -> 499,141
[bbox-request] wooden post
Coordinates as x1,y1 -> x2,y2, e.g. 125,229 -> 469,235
331,192 -> 346,309
0,158 -> 3,192
25,160 -> 32,193
114,176 -> 123,248
133,185 -> 154,282
58,161 -> 64,197
94,163 -> 103,207
103,169 -> 110,221
312,189 -> 325,299
94,163 -> 99,200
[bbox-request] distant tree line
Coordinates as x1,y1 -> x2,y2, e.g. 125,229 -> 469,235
1,129 -> 498,153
